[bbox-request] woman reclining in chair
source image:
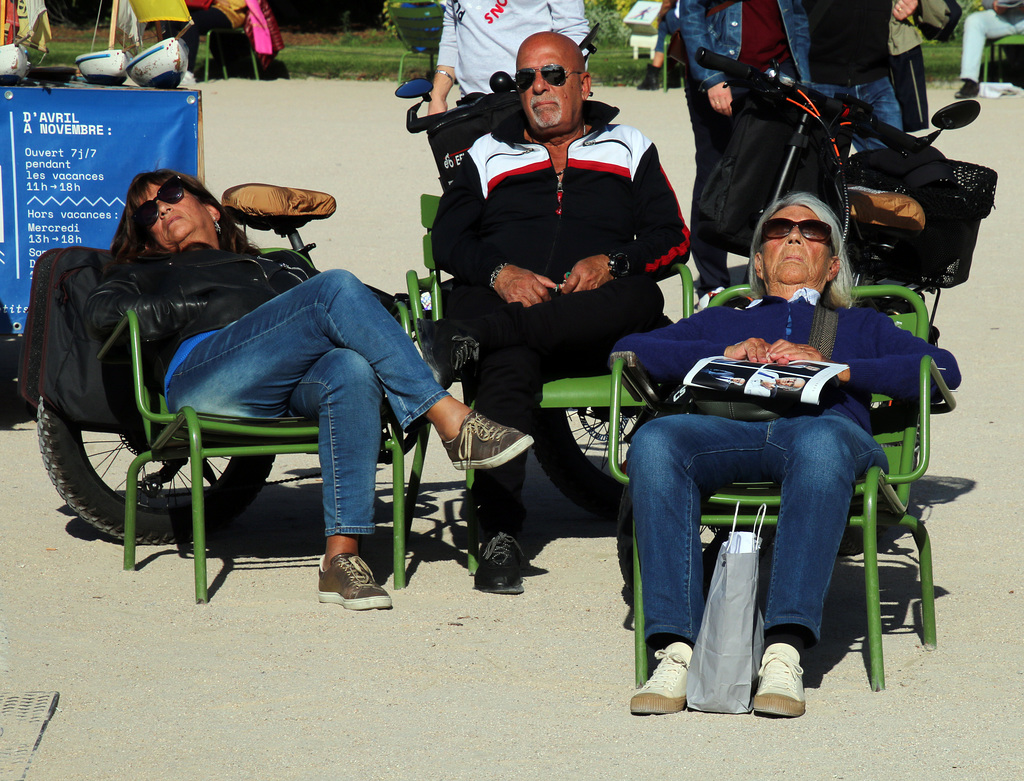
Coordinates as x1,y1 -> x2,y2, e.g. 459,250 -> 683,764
85,169 -> 532,610
614,191 -> 960,718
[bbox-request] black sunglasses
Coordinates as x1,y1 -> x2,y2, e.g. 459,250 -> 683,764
761,217 -> 832,243
514,64 -> 583,92
132,176 -> 186,227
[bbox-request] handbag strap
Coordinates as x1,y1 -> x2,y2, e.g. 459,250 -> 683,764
808,302 -> 838,361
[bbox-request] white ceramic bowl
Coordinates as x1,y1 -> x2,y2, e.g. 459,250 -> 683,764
0,44 -> 29,86
126,38 -> 188,89
76,49 -> 129,86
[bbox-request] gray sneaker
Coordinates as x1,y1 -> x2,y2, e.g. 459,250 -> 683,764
443,410 -> 533,470
317,554 -> 392,610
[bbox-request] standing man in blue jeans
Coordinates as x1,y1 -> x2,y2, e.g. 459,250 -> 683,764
678,0 -> 812,298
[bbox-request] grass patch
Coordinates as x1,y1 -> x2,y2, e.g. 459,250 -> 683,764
35,25 -> 966,85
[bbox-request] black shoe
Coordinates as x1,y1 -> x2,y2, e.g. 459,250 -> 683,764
636,64 -> 661,91
955,79 -> 979,99
416,318 -> 480,389
474,531 -> 524,594
666,64 -> 682,89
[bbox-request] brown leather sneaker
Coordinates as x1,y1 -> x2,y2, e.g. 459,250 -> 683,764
442,410 -> 533,470
317,554 -> 392,610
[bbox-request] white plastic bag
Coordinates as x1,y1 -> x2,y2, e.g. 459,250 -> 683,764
686,504 -> 766,714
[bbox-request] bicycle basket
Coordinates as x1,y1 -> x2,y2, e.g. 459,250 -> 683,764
847,155 -> 997,287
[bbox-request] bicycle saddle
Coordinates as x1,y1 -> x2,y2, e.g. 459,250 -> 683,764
221,183 -> 337,236
848,187 -> 925,234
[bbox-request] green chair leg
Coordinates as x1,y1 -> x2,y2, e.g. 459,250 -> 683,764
186,410 -> 209,604
123,452 -> 150,572
861,484 -> 885,691
465,469 -> 479,573
912,519 -> 937,649
390,436 -> 407,590
633,525 -> 647,688
201,33 -> 212,82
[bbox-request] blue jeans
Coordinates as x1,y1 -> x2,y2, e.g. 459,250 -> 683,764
166,269 -> 448,537
654,9 -> 680,54
959,9 -> 1024,81
808,77 -> 903,151
628,411 -> 887,646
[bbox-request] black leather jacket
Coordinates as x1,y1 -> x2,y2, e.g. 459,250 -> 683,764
85,248 -> 315,380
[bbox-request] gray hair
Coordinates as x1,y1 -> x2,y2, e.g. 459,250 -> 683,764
747,192 -> 853,309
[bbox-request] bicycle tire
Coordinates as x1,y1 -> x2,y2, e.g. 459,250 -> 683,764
37,401 -> 274,545
532,406 -> 646,520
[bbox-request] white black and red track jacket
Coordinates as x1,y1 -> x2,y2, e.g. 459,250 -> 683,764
432,101 -> 691,288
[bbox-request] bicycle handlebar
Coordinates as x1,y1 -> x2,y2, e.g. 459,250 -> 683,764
694,47 -> 926,155
695,47 -> 759,83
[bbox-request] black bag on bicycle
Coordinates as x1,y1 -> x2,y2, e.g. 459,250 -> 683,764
698,93 -> 852,256
19,246 -> 141,431
424,90 -> 521,190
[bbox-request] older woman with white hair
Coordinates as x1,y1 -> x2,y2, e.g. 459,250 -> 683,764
614,192 -> 960,718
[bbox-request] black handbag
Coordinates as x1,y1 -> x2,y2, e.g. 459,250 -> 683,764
697,94 -> 851,256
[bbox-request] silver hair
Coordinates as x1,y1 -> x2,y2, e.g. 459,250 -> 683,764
747,192 -> 853,309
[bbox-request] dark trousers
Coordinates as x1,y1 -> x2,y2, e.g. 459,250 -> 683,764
172,9 -> 234,71
682,72 -> 732,295
682,60 -> 798,294
447,275 -> 667,536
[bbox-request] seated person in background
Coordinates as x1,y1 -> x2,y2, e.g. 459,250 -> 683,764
615,191 -> 959,718
955,0 -> 1024,98
636,0 -> 682,91
85,170 -> 532,611
428,0 -> 589,115
421,32 -> 690,595
170,1 -> 248,83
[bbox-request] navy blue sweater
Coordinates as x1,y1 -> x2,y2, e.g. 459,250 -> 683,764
612,296 -> 961,433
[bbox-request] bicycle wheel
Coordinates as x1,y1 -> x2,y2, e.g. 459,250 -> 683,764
532,406 -> 647,520
37,402 -> 275,545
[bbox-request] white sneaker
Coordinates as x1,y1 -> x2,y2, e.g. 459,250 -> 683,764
629,641 -> 691,715
179,70 -> 197,87
696,286 -> 725,311
752,642 -> 806,717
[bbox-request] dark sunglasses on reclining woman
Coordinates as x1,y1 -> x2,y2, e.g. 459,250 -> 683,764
514,64 -> 584,92
132,176 -> 186,227
761,217 -> 832,243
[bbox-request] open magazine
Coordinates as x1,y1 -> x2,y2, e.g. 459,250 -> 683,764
682,357 -> 849,406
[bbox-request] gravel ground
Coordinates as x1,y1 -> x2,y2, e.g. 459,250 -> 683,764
1,79 -> 1022,780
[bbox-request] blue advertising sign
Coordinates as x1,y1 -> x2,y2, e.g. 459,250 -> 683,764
0,84 -> 201,334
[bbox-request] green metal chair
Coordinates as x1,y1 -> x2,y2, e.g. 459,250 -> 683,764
98,302 -> 430,604
607,283 -> 958,692
406,193 -> 694,571
982,34 -> 1024,83
201,27 -> 260,82
390,2 -> 445,83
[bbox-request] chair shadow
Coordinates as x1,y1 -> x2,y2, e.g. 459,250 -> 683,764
63,454 -> 615,600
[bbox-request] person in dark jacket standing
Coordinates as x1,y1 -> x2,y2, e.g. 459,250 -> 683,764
421,32 -> 690,595
85,170 -> 532,610
677,0 -> 812,298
